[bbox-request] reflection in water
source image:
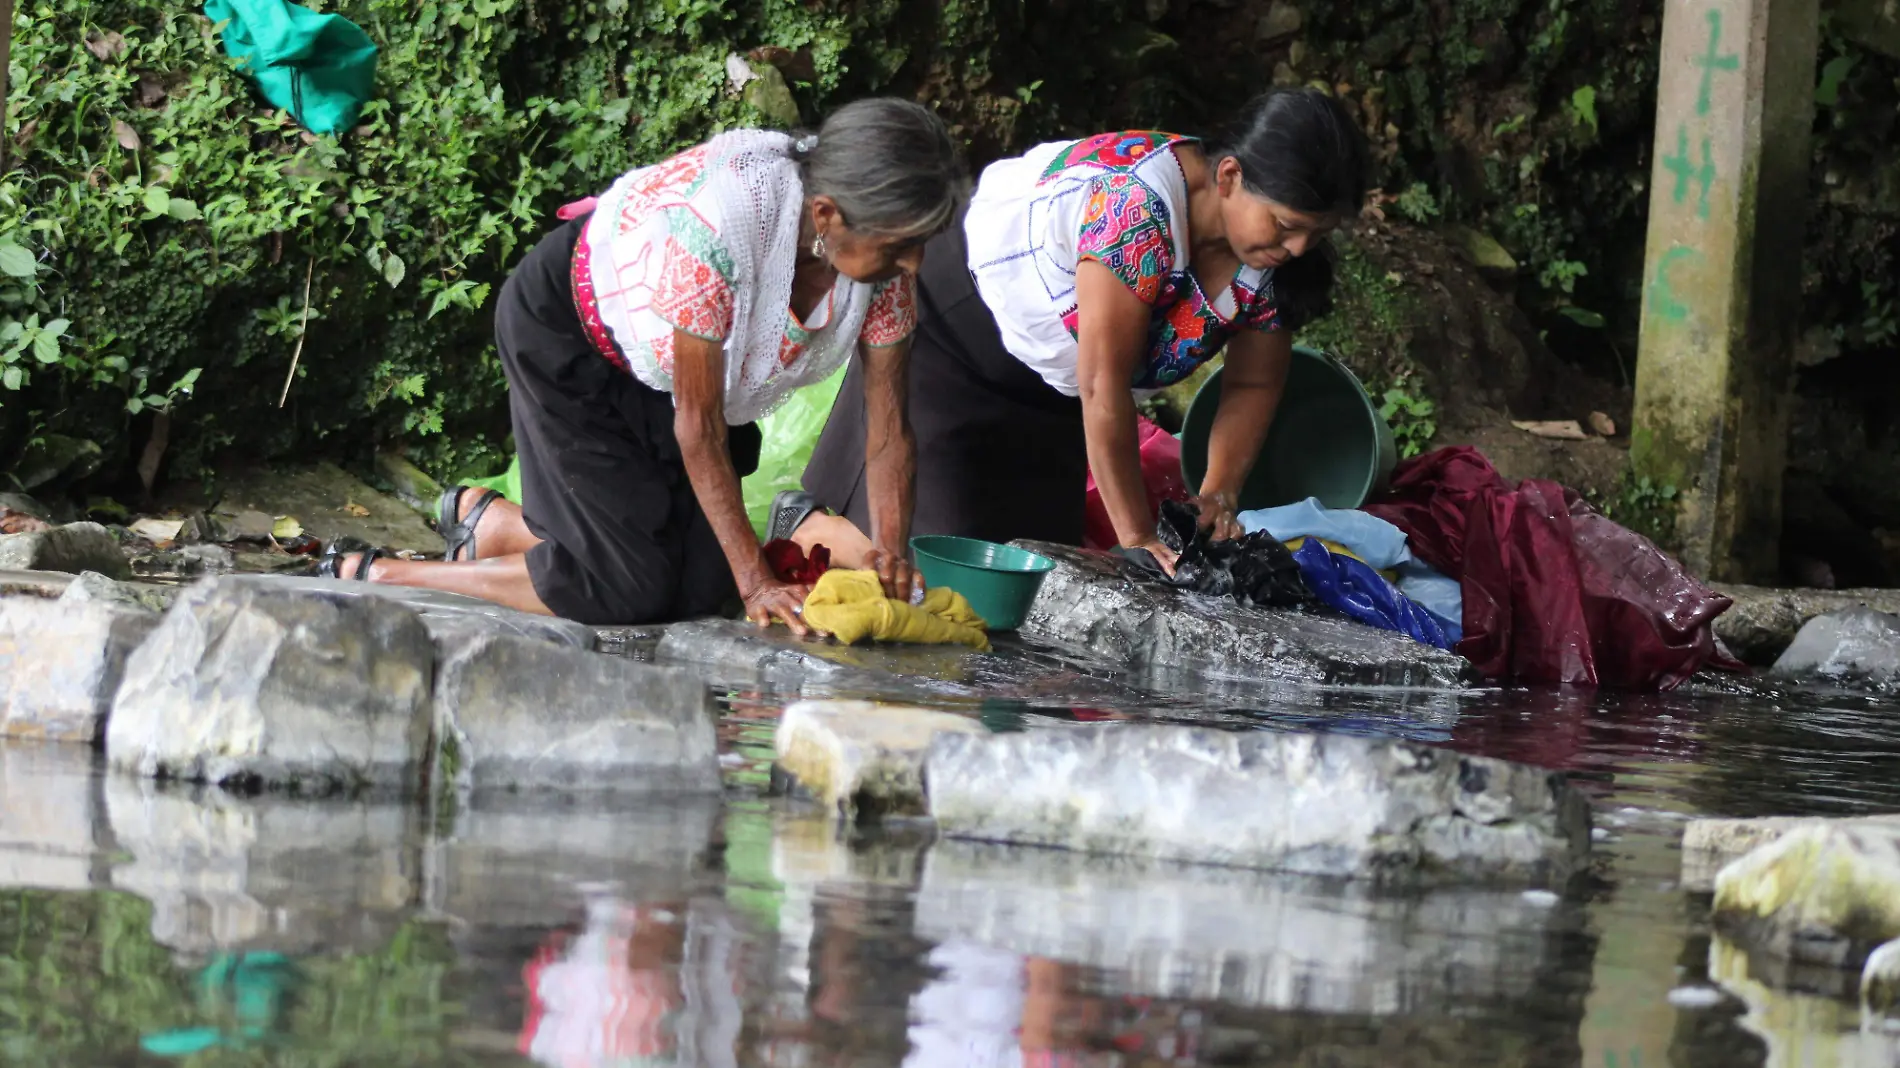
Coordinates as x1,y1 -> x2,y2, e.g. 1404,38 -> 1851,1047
4,673 -> 1900,1066
519,897 -> 743,1068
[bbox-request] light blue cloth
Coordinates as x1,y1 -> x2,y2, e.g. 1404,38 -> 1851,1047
1239,497 -> 1464,642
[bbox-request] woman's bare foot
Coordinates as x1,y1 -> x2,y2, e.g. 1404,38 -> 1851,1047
791,511 -> 875,568
322,550 -> 554,615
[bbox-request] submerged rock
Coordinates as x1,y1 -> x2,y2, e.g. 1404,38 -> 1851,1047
926,724 -> 1589,885
1015,541 -> 1474,687
774,700 -> 984,819
432,631 -> 720,794
0,593 -> 156,743
1713,821 -> 1900,968
107,578 -> 435,792
0,521 -> 130,579
1769,607 -> 1900,690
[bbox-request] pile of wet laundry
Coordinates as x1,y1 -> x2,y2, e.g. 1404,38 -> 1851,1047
1092,421 -> 1741,689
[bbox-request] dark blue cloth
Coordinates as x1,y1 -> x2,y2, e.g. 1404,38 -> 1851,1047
1290,538 -> 1452,649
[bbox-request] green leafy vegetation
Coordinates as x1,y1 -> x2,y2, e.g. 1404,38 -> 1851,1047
1378,382 -> 1438,459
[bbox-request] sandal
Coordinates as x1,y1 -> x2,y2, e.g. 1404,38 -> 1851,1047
767,490 -> 822,543
316,542 -> 384,580
436,486 -> 501,562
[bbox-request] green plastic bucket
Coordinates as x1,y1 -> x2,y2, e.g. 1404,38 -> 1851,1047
910,535 -> 1055,632
1179,346 -> 1397,512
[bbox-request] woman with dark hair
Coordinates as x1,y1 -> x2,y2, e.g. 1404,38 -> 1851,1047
319,99 -> 965,630
789,88 -> 1370,575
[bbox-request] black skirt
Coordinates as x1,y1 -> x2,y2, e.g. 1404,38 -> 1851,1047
498,217 -> 760,625
802,221 -> 1087,547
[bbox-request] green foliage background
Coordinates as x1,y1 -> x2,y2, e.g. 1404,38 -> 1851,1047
1,0 -> 1894,491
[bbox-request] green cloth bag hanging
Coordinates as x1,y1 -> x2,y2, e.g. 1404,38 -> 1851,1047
204,0 -> 378,135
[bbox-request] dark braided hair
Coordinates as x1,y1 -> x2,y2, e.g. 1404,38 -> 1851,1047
1206,89 -> 1371,330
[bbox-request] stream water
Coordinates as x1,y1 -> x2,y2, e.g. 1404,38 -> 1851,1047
2,660 -> 1897,1067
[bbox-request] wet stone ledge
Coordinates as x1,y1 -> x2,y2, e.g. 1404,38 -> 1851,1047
774,701 -> 1591,887
1013,541 -> 1478,688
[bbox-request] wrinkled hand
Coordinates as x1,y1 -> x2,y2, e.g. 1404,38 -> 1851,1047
744,578 -> 819,637
1125,537 -> 1179,579
864,544 -> 924,602
1190,491 -> 1242,542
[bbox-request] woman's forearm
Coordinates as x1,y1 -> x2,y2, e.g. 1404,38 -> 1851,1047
861,343 -> 916,550
676,411 -> 772,592
1079,375 -> 1152,547
1202,331 -> 1292,500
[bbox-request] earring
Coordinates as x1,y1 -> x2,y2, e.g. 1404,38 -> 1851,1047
811,233 -> 828,258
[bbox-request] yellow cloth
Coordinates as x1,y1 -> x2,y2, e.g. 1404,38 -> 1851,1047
799,569 -> 991,652
1282,536 -> 1399,583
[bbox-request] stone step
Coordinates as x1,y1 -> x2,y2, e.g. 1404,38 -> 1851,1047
1013,541 -> 1476,688
772,701 -> 1589,885
0,592 -> 157,744
106,577 -> 438,792
433,630 -> 719,795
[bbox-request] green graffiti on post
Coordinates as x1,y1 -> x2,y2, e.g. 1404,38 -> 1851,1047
1694,8 -> 1740,116
1661,124 -> 1717,218
1646,245 -> 1703,323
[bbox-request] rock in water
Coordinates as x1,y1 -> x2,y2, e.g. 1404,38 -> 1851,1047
0,522 -> 130,579
1713,822 -> 1900,968
774,700 -> 984,819
432,631 -> 720,794
1769,607 -> 1900,690
1681,813 -> 1900,892
925,724 -> 1590,885
1715,585 -> 1900,664
0,595 -> 157,743
107,579 -> 435,792
1016,541 -> 1474,687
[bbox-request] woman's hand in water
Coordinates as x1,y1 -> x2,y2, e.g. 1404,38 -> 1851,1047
1126,536 -> 1180,578
863,544 -> 923,603
1190,490 -> 1243,542
743,578 -> 819,637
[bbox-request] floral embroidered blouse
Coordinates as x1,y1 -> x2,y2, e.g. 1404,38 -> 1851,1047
963,131 -> 1286,397
569,142 -> 917,424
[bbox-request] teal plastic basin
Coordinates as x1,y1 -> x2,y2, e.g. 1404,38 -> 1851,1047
1179,346 -> 1397,512
910,536 -> 1055,632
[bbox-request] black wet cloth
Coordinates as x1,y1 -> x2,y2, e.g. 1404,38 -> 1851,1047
499,215 -> 760,625
1115,500 -> 1314,609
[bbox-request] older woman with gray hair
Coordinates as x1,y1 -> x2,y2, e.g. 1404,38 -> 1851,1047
320,99 -> 964,631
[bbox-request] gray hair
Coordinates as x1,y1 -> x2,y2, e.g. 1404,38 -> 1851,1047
793,98 -> 966,239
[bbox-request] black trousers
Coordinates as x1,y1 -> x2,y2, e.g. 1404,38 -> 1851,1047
802,221 -> 1087,547
498,217 -> 760,625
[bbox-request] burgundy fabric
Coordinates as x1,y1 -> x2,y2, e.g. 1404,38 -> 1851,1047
1084,416 -> 1192,551
1363,446 -> 1744,690
764,540 -> 830,585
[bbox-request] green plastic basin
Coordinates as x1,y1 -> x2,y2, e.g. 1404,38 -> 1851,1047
1180,345 -> 1397,512
910,535 -> 1055,632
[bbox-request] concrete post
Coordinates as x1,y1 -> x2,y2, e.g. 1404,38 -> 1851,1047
1631,0 -> 1819,582
1,0 -> 12,174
